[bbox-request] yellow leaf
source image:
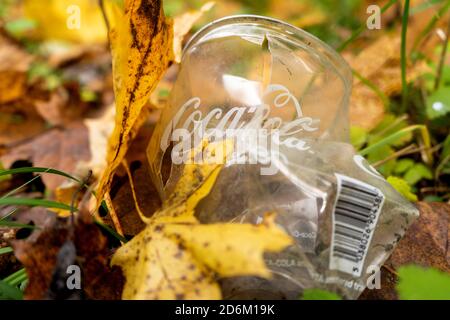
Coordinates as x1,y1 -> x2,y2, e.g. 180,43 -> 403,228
112,140 -> 292,299
96,0 -> 174,202
23,0 -> 107,43
53,183 -> 79,218
172,2 -> 215,62
112,223 -> 221,299
164,213 -> 291,278
112,213 -> 292,299
96,0 -> 211,204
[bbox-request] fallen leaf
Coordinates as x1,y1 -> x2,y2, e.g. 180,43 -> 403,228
53,182 -> 80,218
11,207 -> 124,300
23,0 -> 108,44
269,0 -> 326,28
105,122 -> 162,236
350,35 -> 401,81
0,122 -> 91,190
0,34 -> 33,104
97,0 -> 206,204
346,34 -> 429,129
80,105 -> 116,179
172,2 -> 215,63
349,86 -> 385,130
0,101 -> 47,147
96,0 -> 174,203
112,141 -> 292,299
359,202 -> 450,300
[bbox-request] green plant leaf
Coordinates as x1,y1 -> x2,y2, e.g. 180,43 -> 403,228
404,163 -> 433,186
350,126 -> 368,150
0,247 -> 13,255
301,288 -> 341,300
366,145 -> 396,177
362,125 -> 431,164
423,195 -> 444,202
5,18 -> 36,36
397,265 -> 450,300
387,176 -> 418,201
426,87 -> 450,119
394,158 -> 415,174
0,197 -> 75,211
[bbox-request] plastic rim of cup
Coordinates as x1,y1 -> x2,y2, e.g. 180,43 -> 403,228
182,14 -> 353,97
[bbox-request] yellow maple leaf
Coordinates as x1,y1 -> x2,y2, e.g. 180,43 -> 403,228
23,0 -> 108,43
112,141 -> 293,299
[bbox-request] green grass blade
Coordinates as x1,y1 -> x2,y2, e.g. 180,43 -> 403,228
0,197 -> 75,211
2,268 -> 26,284
8,273 -> 27,287
0,247 -> 13,255
0,280 -> 23,300
360,125 -> 431,156
0,167 -> 80,182
0,220 -> 38,229
338,0 -> 398,52
95,219 -> 128,243
400,0 -> 411,113
412,0 -> 450,53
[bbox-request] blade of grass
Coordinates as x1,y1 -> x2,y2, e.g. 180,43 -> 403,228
0,167 -> 80,182
411,0 -> 446,15
435,18 -> 450,89
8,272 -> 27,287
0,197 -> 75,211
360,124 -> 431,156
338,0 -> 398,52
0,220 -> 39,229
401,0 -> 411,114
3,268 -> 28,287
412,0 -> 450,53
95,219 -> 128,243
1,173 -> 42,199
0,247 -> 13,255
0,208 -> 18,221
2,268 -> 26,284
0,280 -> 23,300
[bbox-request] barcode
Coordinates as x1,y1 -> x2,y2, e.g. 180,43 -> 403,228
330,174 -> 385,277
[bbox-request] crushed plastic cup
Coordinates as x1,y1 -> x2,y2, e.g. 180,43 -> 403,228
148,15 -> 419,299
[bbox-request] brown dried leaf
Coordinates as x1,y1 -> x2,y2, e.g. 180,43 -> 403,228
173,2 -> 215,63
96,0 -> 174,203
11,209 -> 124,300
96,0 -> 203,203
0,122 -> 91,190
360,202 -> 450,300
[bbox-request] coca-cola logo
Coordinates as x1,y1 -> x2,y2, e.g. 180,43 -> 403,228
161,84 -> 320,175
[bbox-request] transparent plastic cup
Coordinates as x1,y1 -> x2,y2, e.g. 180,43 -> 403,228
148,15 -> 419,299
